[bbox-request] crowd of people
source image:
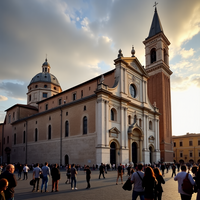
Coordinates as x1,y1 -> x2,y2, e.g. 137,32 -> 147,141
0,162 -> 199,200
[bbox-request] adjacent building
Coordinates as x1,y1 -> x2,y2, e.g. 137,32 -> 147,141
173,133 -> 200,164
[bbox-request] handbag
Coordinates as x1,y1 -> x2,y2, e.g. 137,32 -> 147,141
30,179 -> 36,186
182,173 -> 194,194
122,178 -> 132,191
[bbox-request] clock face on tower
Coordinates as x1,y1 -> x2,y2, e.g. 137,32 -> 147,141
130,84 -> 136,98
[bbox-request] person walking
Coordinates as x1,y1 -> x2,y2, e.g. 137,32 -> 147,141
196,165 -> 200,200
154,167 -> 165,200
174,164 -> 195,200
40,162 -> 50,193
142,166 -> 157,200
116,163 -> 123,185
99,163 -> 105,179
66,165 -> 71,184
0,164 -> 17,200
85,165 -> 91,189
18,164 -> 23,180
171,164 -> 176,177
160,164 -> 165,176
130,163 -> 144,200
23,164 -> 29,180
51,164 -> 60,192
0,178 -> 9,200
71,164 -> 78,190
32,163 -> 42,192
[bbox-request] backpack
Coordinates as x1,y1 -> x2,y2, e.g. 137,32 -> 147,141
182,173 -> 194,194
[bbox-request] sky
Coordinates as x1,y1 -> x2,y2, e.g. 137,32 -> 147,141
0,0 -> 200,136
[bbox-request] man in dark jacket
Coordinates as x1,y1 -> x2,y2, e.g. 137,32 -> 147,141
0,164 -> 17,200
85,165 -> 91,189
99,163 -> 105,179
51,164 -> 60,192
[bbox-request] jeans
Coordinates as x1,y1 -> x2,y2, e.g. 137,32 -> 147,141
132,191 -> 144,200
71,177 -> 76,188
23,172 -> 28,180
41,176 -> 49,191
180,194 -> 192,200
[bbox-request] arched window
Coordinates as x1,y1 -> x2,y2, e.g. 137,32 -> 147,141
164,49 -> 167,64
128,115 -> 131,124
35,128 -> 38,142
111,108 -> 117,121
65,121 -> 69,137
134,115 -> 137,123
151,48 -> 156,63
83,116 -> 87,134
48,125 -> 51,139
149,121 -> 152,130
139,119 -> 142,127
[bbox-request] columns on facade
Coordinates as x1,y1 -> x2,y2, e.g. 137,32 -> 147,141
129,138 -> 132,162
120,66 -> 124,93
124,107 -> 128,148
124,69 -> 128,94
143,114 -> 147,150
97,98 -> 105,147
105,100 -> 109,147
139,138 -> 143,163
120,106 -> 125,148
157,119 -> 160,150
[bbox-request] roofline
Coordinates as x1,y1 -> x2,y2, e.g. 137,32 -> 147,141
37,69 -> 115,104
12,94 -> 96,125
5,104 -> 38,112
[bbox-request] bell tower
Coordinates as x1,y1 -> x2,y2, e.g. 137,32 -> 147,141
143,5 -> 173,163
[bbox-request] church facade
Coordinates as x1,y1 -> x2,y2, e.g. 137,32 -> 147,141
0,7 -> 173,166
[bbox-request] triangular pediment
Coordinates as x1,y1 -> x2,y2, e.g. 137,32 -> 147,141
128,122 -> 142,134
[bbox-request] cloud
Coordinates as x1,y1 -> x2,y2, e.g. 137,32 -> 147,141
0,95 -> 8,101
0,81 -> 27,100
179,48 -> 195,59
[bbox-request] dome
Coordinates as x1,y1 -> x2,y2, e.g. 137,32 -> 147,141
29,72 -> 60,86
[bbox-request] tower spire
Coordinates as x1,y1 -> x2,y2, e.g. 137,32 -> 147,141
147,4 -> 163,39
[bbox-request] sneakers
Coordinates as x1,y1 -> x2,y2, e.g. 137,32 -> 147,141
75,187 -> 78,190
71,188 -> 74,190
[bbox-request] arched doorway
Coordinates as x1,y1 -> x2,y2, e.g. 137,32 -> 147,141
132,142 -> 137,165
149,146 -> 153,164
179,159 -> 184,164
110,142 -> 116,165
65,154 -> 69,165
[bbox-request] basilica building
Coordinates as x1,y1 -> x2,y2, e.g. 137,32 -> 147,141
0,7 -> 173,166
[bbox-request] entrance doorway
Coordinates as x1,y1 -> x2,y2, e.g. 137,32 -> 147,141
149,146 -> 153,164
110,142 -> 116,165
132,142 -> 137,165
65,154 -> 69,165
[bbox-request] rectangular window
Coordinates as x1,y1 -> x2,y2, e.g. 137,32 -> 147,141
189,141 -> 193,146
173,153 -> 175,157
8,115 -> 11,123
180,141 -> 182,146
73,93 -> 76,101
81,90 -> 83,98
59,99 -> 62,105
174,142 -> 176,147
180,152 -> 183,157
23,131 -> 26,143
43,93 -> 47,98
190,152 -> 193,157
45,104 -> 48,111
14,134 -> 16,145
13,112 -> 15,121
198,140 -> 200,146
29,95 -> 31,101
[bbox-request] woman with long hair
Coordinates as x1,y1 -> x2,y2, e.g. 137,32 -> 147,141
142,166 -> 157,200
154,167 -> 165,200
0,178 -> 8,200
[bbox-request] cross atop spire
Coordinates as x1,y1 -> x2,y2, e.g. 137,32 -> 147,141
153,2 -> 158,8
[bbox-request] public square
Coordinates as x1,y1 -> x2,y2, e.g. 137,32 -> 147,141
14,168 -> 197,200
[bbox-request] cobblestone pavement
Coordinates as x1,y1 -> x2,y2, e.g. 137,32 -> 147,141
14,169 -> 197,200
